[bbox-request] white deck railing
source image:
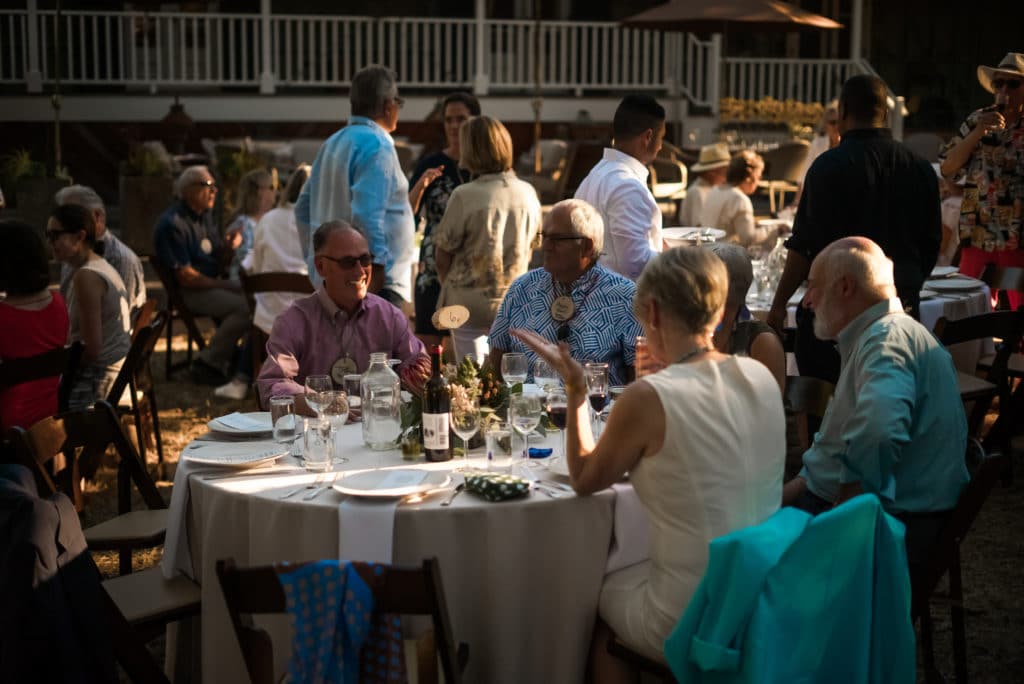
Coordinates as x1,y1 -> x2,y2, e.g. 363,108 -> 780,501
1,8 -> 884,116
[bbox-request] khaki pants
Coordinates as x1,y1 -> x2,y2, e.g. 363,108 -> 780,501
181,287 -> 250,374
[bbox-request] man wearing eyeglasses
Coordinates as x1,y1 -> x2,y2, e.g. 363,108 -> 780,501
295,64 -> 416,309
257,221 -> 427,413
939,52 -> 1024,309
154,165 -> 250,385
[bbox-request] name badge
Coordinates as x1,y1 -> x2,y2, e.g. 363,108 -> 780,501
550,295 -> 575,322
200,238 -> 213,255
331,356 -> 358,385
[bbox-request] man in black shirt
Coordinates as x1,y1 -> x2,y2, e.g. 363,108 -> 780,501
766,74 -> 941,383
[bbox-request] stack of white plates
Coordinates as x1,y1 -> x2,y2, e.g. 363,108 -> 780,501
207,411 -> 274,435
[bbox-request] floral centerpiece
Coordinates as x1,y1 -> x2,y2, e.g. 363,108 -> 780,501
398,356 -> 511,457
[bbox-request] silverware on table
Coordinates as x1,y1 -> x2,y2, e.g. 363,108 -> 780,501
280,472 -> 327,499
304,473 -> 339,500
440,483 -> 466,507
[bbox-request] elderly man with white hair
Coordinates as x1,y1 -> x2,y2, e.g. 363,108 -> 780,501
783,236 -> 968,563
55,184 -> 146,324
154,165 -> 250,390
488,198 -> 643,386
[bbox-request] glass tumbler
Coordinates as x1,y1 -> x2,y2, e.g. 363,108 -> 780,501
269,395 -> 296,443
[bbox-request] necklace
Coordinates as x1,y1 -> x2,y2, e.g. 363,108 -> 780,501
551,268 -> 600,340
674,346 -> 710,365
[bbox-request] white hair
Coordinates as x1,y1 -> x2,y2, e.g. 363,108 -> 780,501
55,184 -> 105,215
826,240 -> 896,296
174,165 -> 213,197
552,198 -> 604,260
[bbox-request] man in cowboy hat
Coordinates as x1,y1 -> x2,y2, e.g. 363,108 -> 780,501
678,142 -> 730,226
575,95 -> 666,281
939,52 -> 1024,308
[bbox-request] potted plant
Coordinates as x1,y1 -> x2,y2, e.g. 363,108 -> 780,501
1,148 -> 71,235
119,144 -> 174,256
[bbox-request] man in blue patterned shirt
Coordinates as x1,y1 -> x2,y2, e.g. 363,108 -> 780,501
488,199 -> 642,386
295,64 -> 416,306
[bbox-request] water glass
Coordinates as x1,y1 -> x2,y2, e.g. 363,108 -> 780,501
533,358 -> 560,392
269,395 -> 296,443
302,418 -> 333,472
509,392 -> 543,465
486,422 -> 514,473
322,390 -> 350,465
304,374 -> 332,417
451,395 -> 481,468
343,373 -> 362,420
501,352 -> 528,388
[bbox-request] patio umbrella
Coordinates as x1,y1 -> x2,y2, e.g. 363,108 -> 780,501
620,0 -> 842,34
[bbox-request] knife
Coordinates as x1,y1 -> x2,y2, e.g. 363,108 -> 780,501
440,483 -> 465,507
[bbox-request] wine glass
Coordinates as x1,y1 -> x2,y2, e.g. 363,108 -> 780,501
584,362 -> 609,437
451,394 -> 481,470
304,374 -> 332,419
533,358 -> 560,392
501,353 -> 528,388
545,389 -> 568,462
321,390 -> 350,465
509,392 -> 543,468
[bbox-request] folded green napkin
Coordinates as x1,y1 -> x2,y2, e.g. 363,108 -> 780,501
465,473 -> 530,502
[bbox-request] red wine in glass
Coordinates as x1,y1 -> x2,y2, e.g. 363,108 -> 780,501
547,405 -> 568,429
982,100 -> 1007,146
588,392 -> 608,413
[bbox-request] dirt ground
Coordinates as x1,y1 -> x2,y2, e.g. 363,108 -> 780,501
82,324 -> 1024,682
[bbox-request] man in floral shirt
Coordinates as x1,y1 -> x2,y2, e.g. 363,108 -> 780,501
940,52 -> 1024,307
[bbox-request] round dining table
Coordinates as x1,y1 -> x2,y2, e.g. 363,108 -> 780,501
162,422 -> 638,683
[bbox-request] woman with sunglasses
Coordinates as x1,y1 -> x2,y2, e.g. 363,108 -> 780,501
939,52 -> 1024,307
47,204 -> 131,410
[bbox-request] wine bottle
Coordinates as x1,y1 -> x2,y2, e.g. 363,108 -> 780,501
423,345 -> 452,462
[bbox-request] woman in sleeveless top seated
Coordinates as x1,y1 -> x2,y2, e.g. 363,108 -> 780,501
706,242 -> 786,394
47,205 -> 131,410
513,247 -> 785,679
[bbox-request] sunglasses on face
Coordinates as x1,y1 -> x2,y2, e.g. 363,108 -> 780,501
192,179 -> 217,189
320,252 -> 374,269
992,78 -> 1022,90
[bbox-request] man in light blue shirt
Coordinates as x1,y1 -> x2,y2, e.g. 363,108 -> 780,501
783,237 -> 968,560
295,64 -> 415,306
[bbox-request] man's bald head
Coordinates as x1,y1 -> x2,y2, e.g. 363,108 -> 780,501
817,237 -> 896,300
313,220 -> 364,254
806,236 -> 896,340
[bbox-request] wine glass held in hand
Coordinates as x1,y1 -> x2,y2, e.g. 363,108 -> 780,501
501,352 -> 529,388
509,392 -> 543,465
304,374 -> 332,418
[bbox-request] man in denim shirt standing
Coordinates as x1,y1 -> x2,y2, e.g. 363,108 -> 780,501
296,64 -> 415,307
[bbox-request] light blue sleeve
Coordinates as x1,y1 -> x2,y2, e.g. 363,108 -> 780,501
294,164 -> 314,260
349,142 -> 392,266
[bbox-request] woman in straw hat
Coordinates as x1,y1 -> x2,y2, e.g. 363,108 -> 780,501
677,142 -> 729,226
939,52 -> 1024,307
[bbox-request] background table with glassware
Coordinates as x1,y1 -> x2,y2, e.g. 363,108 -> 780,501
162,415 -> 649,683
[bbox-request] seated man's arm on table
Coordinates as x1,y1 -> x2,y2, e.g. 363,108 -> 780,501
604,183 -> 660,280
256,310 -> 310,413
834,335 -> 916,506
350,144 -> 394,294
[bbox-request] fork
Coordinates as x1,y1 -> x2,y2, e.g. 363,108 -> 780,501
303,473 -> 339,500
280,472 -> 327,500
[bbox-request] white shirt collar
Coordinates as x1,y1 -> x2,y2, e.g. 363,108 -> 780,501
601,148 -> 650,182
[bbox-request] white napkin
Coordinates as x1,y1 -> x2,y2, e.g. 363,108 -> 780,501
213,412 -> 271,431
605,483 -> 652,574
338,498 -> 400,563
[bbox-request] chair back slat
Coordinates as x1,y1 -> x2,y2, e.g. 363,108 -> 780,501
0,344 -> 70,388
238,270 -> 314,393
131,298 -> 158,342
106,308 -> 169,407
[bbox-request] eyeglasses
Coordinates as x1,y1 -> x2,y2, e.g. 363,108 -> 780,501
992,78 -> 1022,90
319,252 -> 374,269
192,179 -> 217,189
540,232 -> 584,243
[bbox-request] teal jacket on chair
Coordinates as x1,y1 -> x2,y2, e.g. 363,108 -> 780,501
664,494 -> 915,684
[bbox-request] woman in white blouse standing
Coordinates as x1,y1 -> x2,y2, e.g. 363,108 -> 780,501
434,115 -> 541,362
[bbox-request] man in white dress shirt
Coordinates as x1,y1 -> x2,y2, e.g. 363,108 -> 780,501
575,95 -> 665,280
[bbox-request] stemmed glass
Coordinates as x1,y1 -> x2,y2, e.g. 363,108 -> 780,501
545,389 -> 568,461
321,390 -> 350,465
584,362 -> 609,437
451,394 -> 481,470
509,392 -> 543,468
533,358 -> 560,392
501,353 -> 528,388
304,374 -> 332,420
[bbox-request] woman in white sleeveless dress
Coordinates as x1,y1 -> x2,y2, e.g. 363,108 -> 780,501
48,204 -> 131,409
513,247 -> 785,680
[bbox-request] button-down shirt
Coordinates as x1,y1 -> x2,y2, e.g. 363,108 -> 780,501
256,288 -> 426,403
60,230 -> 146,325
153,200 -> 222,279
800,298 -> 969,513
295,116 -> 416,301
488,265 -> 642,386
574,148 -> 662,280
242,204 -> 309,334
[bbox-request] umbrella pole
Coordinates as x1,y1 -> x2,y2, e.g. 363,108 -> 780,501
532,0 -> 542,175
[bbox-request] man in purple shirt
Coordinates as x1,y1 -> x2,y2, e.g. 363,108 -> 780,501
257,220 -> 427,413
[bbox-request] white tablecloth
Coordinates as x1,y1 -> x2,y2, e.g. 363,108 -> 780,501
163,425 -> 649,683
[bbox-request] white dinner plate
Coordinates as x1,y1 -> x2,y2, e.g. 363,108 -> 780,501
207,411 -> 274,435
930,266 -> 959,278
333,469 -> 451,498
184,446 -> 288,469
925,278 -> 985,293
662,227 -> 727,247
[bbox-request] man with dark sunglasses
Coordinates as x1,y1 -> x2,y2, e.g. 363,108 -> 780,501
256,220 -> 427,414
939,52 -> 1024,308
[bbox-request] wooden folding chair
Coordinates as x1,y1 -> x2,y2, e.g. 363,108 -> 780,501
217,557 -> 468,684
977,264 -> 1024,379
238,269 -> 314,400
151,256 -> 210,380
8,400 -> 167,576
0,341 -> 83,414
912,445 -> 1008,684
106,303 -> 169,471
